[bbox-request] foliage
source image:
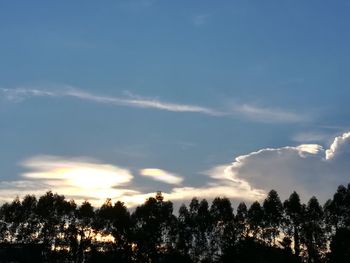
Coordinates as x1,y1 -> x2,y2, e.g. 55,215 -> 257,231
0,185 -> 350,262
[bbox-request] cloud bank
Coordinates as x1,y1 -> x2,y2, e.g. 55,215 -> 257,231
0,154 -> 264,207
0,132 -> 349,206
1,131 -> 349,206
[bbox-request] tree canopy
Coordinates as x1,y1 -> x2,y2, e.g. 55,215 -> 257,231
0,185 -> 350,263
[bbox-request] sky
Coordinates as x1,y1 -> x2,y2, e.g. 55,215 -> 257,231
1,0 -> 350,207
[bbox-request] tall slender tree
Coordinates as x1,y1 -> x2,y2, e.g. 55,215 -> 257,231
284,191 -> 303,257
302,197 -> 326,263
247,201 -> 264,239
235,202 -> 248,239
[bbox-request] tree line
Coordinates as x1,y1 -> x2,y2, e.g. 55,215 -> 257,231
0,184 -> 350,263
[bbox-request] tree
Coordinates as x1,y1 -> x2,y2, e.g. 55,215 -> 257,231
263,190 -> 283,246
235,202 -> 248,239
302,197 -> 326,263
96,199 -> 132,261
132,192 -> 175,263
75,200 -> 95,263
328,227 -> 350,263
192,199 -> 212,262
210,197 -> 235,261
284,191 -> 303,257
176,204 -> 192,256
247,201 -> 264,239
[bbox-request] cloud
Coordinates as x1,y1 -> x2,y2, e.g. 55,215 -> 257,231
0,155 -> 264,207
0,87 -> 57,102
1,133 -> 349,207
209,132 -> 350,203
0,86 -> 306,123
140,168 -> 184,185
325,132 -> 350,160
193,14 -> 211,26
0,87 -> 221,116
66,89 -> 221,115
14,155 -> 136,205
292,131 -> 330,143
234,104 -> 306,123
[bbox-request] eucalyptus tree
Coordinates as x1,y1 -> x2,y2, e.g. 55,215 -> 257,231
302,196 -> 326,263
177,204 -> 192,256
284,191 -> 303,257
132,192 -> 176,263
96,199 -> 132,261
262,190 -> 283,246
187,198 -> 212,262
247,201 -> 264,239
235,202 -> 248,240
75,200 -> 95,263
209,197 -> 235,261
328,227 -> 350,263
0,197 -> 22,243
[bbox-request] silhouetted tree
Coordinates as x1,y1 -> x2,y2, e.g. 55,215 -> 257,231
284,191 -> 303,257
18,195 -> 39,243
302,196 -> 326,263
96,199 -> 132,261
263,190 -> 283,246
132,192 -> 175,263
247,201 -> 263,239
75,200 -> 95,263
1,184 -> 350,263
177,204 -> 192,256
328,227 -> 350,263
209,197 -> 235,261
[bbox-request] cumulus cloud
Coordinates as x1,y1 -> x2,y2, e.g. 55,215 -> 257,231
140,168 -> 183,185
325,132 -> 350,160
209,132 -> 350,203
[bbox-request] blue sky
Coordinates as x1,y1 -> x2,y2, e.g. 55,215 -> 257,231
1,1 -> 350,206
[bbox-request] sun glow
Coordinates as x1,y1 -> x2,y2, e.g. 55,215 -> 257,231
20,156 -> 135,204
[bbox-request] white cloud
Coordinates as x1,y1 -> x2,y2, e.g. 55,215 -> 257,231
325,132 -> 350,160
0,87 -> 221,116
0,155 -> 265,207
13,155 -> 135,205
209,132 -> 350,203
234,104 -> 305,123
1,133 -> 348,206
140,168 -> 183,185
0,86 -> 306,123
0,87 -> 57,101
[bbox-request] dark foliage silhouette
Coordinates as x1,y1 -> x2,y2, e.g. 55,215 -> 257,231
0,185 -> 350,262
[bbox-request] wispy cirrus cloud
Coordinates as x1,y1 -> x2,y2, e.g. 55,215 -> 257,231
233,104 -> 306,123
0,87 -> 221,116
0,86 -> 306,123
192,14 -> 211,26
